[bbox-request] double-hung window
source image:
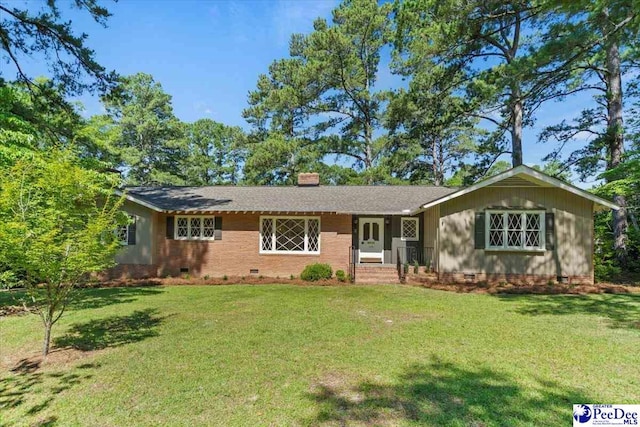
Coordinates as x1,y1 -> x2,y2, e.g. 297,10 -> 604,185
175,216 -> 216,240
486,210 -> 544,251
260,216 -> 320,254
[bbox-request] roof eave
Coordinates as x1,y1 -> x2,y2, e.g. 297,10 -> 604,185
420,165 -> 620,211
115,190 -> 165,212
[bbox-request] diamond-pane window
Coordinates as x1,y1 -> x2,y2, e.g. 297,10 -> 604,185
308,219 -> 320,252
488,213 -> 504,247
525,213 -> 541,247
116,224 -> 129,245
507,214 -> 523,247
485,211 -> 544,250
190,217 -> 202,239
276,218 -> 305,251
260,217 -> 320,253
203,217 -> 215,238
261,218 -> 274,251
175,216 -> 215,240
115,215 -> 135,245
401,218 -> 419,241
177,217 -> 188,238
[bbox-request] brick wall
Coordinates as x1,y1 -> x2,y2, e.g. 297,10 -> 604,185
155,213 -> 352,278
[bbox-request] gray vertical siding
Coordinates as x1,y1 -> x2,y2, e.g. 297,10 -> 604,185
423,205 -> 439,270
115,200 -> 156,266
437,187 -> 594,277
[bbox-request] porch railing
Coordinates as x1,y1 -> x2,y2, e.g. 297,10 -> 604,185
396,247 -> 406,283
348,245 -> 357,283
397,246 -> 435,271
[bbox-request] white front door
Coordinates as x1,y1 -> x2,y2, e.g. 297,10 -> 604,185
359,218 -> 384,263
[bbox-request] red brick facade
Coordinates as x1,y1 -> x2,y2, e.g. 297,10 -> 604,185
111,212 -> 353,279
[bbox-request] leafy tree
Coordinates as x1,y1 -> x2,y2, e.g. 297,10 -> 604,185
242,132 -> 325,185
0,149 -> 125,356
244,0 -> 392,183
182,119 -> 246,185
0,1 -> 116,99
102,73 -> 186,185
447,160 -> 512,186
0,79 -> 86,166
385,67 -> 479,185
393,0 -> 575,169
593,148 -> 640,279
539,0 -> 640,264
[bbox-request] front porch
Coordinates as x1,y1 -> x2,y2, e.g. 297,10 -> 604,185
347,212 -> 438,283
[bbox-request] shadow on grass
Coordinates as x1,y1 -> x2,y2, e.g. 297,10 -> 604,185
0,362 -> 99,425
496,293 -> 640,331
0,286 -> 164,314
68,286 -> 164,311
55,308 -> 165,351
306,357 -> 589,426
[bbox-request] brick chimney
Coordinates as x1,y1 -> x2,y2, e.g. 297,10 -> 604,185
297,173 -> 320,187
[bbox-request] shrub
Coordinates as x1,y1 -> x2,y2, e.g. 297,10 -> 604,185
301,263 -> 333,281
0,270 -> 21,289
335,270 -> 346,282
223,275 -> 228,281
413,260 -> 419,274
290,274 -> 295,280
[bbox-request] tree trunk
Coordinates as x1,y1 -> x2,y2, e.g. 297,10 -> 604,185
43,321 -> 52,356
603,9 -> 628,265
511,89 -> 523,167
432,139 -> 441,186
364,121 -> 373,185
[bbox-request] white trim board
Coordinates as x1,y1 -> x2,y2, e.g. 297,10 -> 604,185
115,190 -> 164,212
421,165 -> 620,212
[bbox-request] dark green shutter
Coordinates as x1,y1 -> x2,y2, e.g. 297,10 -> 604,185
545,212 -> 555,250
166,216 -> 175,239
474,212 -> 485,249
214,217 -> 222,240
127,216 -> 137,245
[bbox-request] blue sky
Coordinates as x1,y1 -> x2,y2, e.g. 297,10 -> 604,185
9,0 -> 602,184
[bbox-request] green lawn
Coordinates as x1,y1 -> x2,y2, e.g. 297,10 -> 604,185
1,285 -> 638,426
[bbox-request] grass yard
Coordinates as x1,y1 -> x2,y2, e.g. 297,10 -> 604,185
1,285 -> 639,426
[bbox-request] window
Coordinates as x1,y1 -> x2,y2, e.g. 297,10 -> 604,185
116,215 -> 135,245
260,216 -> 320,254
175,215 -> 216,240
401,217 -> 419,241
486,211 -> 544,250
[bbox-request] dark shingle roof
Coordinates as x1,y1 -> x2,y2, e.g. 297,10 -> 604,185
124,185 -> 458,215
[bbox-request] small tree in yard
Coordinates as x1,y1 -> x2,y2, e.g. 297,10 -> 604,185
0,149 -> 125,356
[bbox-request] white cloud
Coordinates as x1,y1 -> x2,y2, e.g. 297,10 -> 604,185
193,101 -> 215,117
